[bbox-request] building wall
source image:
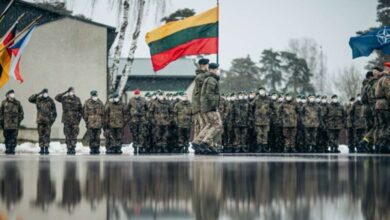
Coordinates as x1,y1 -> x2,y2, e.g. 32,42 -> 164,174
0,18 -> 108,140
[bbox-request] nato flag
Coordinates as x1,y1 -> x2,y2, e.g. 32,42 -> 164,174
349,26 -> 390,59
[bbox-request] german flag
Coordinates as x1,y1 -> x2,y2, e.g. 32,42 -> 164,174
0,23 -> 17,88
146,7 -> 218,71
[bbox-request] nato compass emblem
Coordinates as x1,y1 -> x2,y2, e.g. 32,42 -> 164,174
377,27 -> 390,46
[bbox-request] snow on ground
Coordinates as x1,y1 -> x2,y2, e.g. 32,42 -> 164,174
0,142 -> 349,155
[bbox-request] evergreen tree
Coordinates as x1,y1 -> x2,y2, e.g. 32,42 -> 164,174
161,8 -> 196,23
280,51 -> 315,94
220,55 -> 263,92
259,49 -> 283,92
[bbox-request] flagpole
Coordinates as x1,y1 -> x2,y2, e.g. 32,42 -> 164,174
217,0 -> 219,64
0,12 -> 25,42
0,15 -> 41,52
0,0 -> 15,24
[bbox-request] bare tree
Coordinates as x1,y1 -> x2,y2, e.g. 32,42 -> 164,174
288,38 -> 329,94
334,65 -> 363,103
109,0 -> 130,92
116,0 -> 145,96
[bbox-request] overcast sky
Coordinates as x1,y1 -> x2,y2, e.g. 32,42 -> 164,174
58,0 -> 379,75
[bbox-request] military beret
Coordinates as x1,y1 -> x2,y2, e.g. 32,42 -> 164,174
349,97 -> 355,101
316,95 -> 321,98
145,92 -> 150,97
90,90 -> 98,96
366,71 -> 373,79
133,89 -> 141,95
331,94 -> 338,98
198,58 -> 209,65
6,89 -> 14,96
230,93 -> 235,96
179,92 -> 185,96
308,94 -> 315,97
258,87 -> 266,91
209,63 -> 219,69
112,92 -> 119,98
41,88 -> 48,93
321,95 -> 328,99
376,66 -> 385,71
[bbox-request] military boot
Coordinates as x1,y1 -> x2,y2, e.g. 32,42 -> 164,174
5,146 -> 10,154
39,147 -> 45,155
133,145 -> 138,155
67,147 -> 76,155
44,147 -> 50,155
8,146 -> 16,155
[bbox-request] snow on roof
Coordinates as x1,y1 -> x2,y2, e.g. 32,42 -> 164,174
110,58 -> 197,77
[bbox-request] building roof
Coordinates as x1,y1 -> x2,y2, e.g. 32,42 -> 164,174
110,58 -> 197,92
0,0 -> 117,48
111,57 -> 197,77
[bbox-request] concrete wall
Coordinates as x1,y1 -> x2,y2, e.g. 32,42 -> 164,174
0,18 -> 108,139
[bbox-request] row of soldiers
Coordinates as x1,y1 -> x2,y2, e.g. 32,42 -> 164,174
0,87 -> 194,155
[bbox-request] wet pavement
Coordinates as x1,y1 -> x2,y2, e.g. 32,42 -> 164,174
0,154 -> 388,220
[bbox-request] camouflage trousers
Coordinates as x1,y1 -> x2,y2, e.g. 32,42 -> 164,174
3,129 -> 18,148
103,128 -> 111,149
168,123 -> 178,148
88,128 -> 101,148
255,125 -> 270,145
347,127 -> 354,148
194,112 -> 223,146
316,127 -> 328,149
178,127 -> 191,147
375,110 -> 390,142
364,105 -> 375,143
354,128 -> 366,147
130,123 -> 147,148
155,125 -> 169,147
222,125 -> 234,147
64,124 -> 79,148
304,127 -> 317,146
109,127 -> 123,147
269,124 -> 283,151
328,129 -> 341,148
38,123 -> 52,148
192,113 -> 206,142
283,127 -> 297,148
233,126 -> 248,148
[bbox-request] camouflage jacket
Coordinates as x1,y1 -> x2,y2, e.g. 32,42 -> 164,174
352,101 -> 366,129
375,75 -> 390,110
55,93 -> 83,125
83,98 -> 104,129
318,103 -> 329,128
200,74 -> 220,113
125,97 -> 148,124
270,101 -> 283,126
233,99 -> 250,127
345,103 -> 353,128
254,96 -> 271,126
28,94 -> 57,125
104,101 -> 126,128
0,98 -> 24,129
326,103 -> 346,130
191,69 -> 208,114
149,99 -> 171,126
302,102 -> 321,128
280,101 -> 298,128
173,100 -> 192,128
223,101 -> 234,127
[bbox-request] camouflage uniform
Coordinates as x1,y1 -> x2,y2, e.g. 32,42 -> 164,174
374,74 -> 390,151
295,102 -> 306,152
280,100 -> 298,151
28,93 -> 57,152
173,100 -> 192,152
269,100 -> 284,152
345,102 -> 355,152
55,92 -> 83,151
301,102 -> 320,152
361,77 -> 378,149
104,101 -> 125,153
168,98 -> 180,150
0,98 -> 24,154
191,69 -> 208,141
326,102 -> 346,153
149,99 -> 171,152
317,101 -> 329,152
222,99 -> 234,152
83,98 -> 104,152
352,100 -> 366,152
194,73 -> 222,149
103,101 -> 111,151
126,96 -> 148,153
254,95 -> 271,152
146,98 -> 157,151
247,96 -> 257,151
232,99 -> 250,152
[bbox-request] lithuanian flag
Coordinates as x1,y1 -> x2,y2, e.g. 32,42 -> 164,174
146,7 -> 219,71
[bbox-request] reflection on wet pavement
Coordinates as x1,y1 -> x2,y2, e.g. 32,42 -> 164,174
0,155 -> 388,220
